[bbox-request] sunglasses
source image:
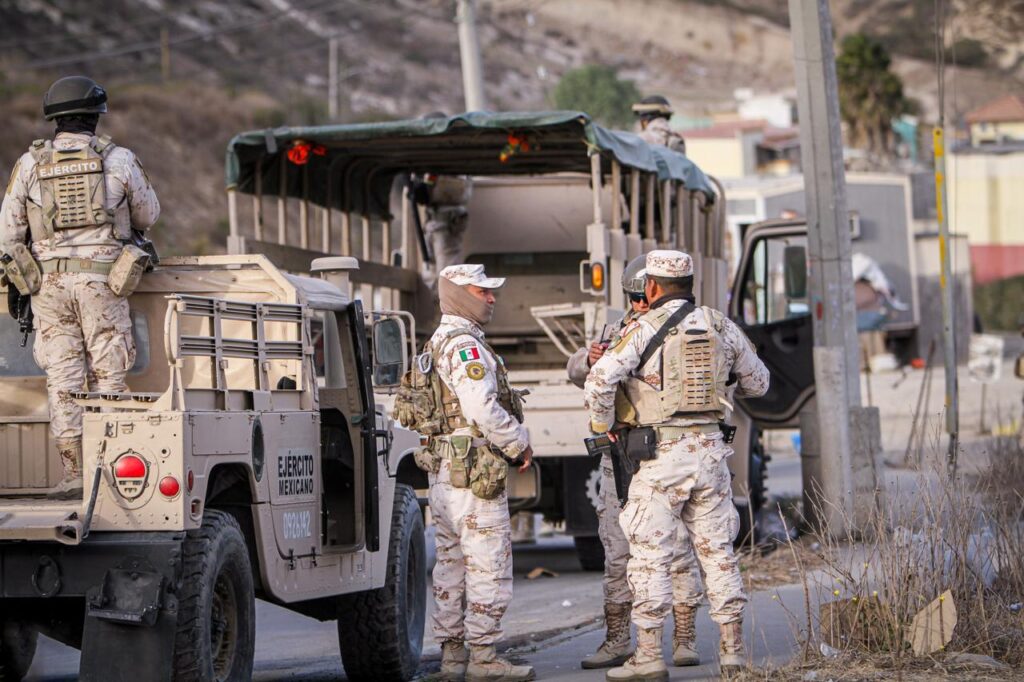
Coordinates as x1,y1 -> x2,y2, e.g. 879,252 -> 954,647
628,292 -> 647,303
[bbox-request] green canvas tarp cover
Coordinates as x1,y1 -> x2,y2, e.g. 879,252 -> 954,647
224,111 -> 716,219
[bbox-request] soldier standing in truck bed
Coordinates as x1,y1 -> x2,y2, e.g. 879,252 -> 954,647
633,95 -> 687,154
0,76 -> 159,499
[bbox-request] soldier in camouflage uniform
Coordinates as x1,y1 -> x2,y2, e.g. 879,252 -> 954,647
585,251 -> 769,680
633,95 -> 687,154
567,255 -> 704,670
0,77 -> 160,499
420,264 -> 535,682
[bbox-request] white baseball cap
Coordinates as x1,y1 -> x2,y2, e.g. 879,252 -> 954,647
439,263 -> 506,289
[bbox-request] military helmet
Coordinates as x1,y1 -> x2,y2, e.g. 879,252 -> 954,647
43,76 -> 108,120
632,95 -> 673,119
622,254 -> 647,294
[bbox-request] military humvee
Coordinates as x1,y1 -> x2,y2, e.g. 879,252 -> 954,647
220,111 -> 769,570
0,254 -> 425,681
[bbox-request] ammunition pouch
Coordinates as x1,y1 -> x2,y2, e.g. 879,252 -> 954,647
447,435 -> 473,489
107,244 -> 149,297
470,446 -> 508,500
624,426 -> 658,465
3,244 -> 42,295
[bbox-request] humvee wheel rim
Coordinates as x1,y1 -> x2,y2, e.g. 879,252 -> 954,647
211,571 -> 239,681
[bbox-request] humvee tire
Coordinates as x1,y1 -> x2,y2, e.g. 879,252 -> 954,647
573,535 -> 605,572
173,509 -> 256,682
337,484 -> 425,681
0,620 -> 37,681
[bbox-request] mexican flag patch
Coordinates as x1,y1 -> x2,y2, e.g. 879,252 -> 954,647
458,347 -> 480,362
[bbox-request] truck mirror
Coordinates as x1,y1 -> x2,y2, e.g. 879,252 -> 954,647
372,317 -> 408,387
783,245 -> 807,300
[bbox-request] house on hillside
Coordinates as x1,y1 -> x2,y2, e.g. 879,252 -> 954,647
682,119 -> 801,178
965,94 -> 1024,146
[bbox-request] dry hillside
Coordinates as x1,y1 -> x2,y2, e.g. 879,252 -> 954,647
0,0 -> 1019,256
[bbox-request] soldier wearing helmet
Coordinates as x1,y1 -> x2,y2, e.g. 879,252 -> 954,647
566,255 -> 705,671
632,95 -> 687,154
0,76 -> 160,499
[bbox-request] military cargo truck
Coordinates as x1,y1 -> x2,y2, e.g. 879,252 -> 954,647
0,254 -> 425,681
222,112 -> 769,569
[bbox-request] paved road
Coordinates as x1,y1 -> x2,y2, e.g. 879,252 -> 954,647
23,535 -> 812,681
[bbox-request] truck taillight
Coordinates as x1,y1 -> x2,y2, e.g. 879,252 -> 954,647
159,476 -> 181,499
112,453 -> 149,500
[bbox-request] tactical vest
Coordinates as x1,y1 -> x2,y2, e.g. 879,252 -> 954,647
620,305 -> 730,425
26,135 -> 121,243
393,329 -> 523,437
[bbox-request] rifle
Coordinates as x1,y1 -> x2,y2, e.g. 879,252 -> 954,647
584,428 -> 635,505
406,176 -> 433,263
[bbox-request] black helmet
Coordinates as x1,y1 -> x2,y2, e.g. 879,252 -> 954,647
632,95 -> 673,119
43,76 -> 107,121
622,254 -> 647,294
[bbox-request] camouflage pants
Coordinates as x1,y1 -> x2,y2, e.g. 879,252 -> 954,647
429,456 -> 513,647
620,433 -> 746,629
596,453 -> 703,607
31,272 -> 135,440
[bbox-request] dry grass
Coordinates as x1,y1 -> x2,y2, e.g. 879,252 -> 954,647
757,434 -> 1024,678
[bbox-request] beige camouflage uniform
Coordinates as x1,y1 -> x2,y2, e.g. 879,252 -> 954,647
584,252 -> 769,637
428,311 -> 529,649
639,117 -> 687,155
567,317 -> 703,610
0,132 -> 159,450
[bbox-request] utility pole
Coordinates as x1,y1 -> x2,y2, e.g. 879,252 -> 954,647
328,37 -> 338,120
788,0 -> 882,534
160,27 -> 171,83
456,0 -> 486,111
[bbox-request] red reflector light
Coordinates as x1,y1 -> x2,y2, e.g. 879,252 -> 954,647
186,470 -> 195,493
159,476 -> 181,498
114,454 -> 147,479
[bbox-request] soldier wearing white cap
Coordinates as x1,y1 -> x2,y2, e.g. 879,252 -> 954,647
584,250 -> 769,680
567,255 -> 706,670
418,264 -> 534,681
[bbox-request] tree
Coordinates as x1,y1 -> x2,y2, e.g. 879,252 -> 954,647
551,65 -> 641,129
836,34 -> 910,157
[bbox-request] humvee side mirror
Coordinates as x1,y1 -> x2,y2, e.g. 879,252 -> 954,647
372,317 -> 408,388
783,245 -> 807,300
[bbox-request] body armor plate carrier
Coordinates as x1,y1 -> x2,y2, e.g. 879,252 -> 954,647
622,306 -> 730,425
27,136 -> 117,243
393,329 -> 524,437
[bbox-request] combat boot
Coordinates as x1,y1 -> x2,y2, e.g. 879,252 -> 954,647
48,437 -> 83,500
581,601 -> 633,669
671,604 -> 700,666
605,626 -> 668,682
466,644 -> 535,682
439,639 -> 469,681
719,621 -> 746,676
